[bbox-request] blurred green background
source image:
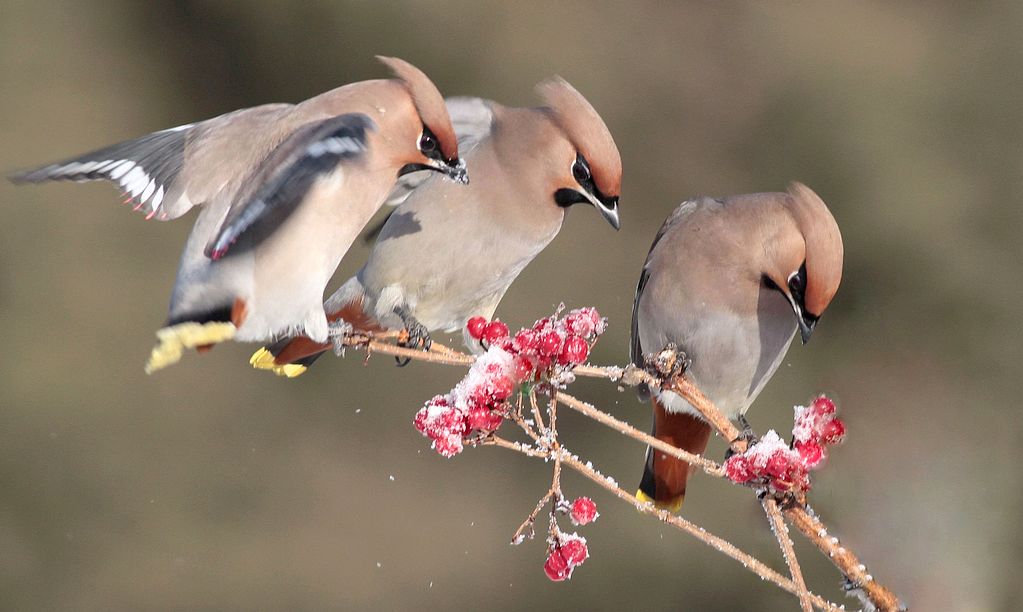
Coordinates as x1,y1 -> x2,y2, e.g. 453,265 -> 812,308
2,1 -> 1020,610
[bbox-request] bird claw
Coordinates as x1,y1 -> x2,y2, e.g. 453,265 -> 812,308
725,413 -> 758,460
643,343 -> 690,383
395,312 -> 431,367
328,320 -> 353,357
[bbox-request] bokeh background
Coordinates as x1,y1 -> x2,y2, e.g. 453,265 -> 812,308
2,2 -> 1020,610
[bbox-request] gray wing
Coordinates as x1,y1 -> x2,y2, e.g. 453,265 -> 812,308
382,96 -> 495,207
10,103 -> 294,221
10,124 -> 193,220
205,113 -> 375,260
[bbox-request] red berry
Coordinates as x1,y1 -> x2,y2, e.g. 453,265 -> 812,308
512,329 -> 540,354
433,434 -> 463,457
539,331 -> 563,357
466,407 -> 503,432
543,549 -> 570,581
794,440 -> 825,468
466,316 -> 488,340
570,497 -> 598,525
811,395 -> 837,416
765,451 -> 791,478
483,320 -> 510,344
559,336 -> 590,365
560,538 -> 589,566
490,375 -> 515,401
512,355 -> 534,382
820,418 -> 846,444
724,455 -> 755,482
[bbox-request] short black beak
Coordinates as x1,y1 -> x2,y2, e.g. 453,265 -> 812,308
399,158 -> 469,185
583,192 -> 620,230
797,313 -> 818,345
435,157 -> 469,185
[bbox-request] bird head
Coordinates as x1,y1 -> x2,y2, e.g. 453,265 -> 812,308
378,56 -> 468,185
763,183 -> 844,344
537,78 -> 622,230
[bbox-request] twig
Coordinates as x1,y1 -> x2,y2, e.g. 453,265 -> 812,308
554,391 -> 724,477
764,498 -> 813,612
538,447 -> 838,611
786,505 -> 902,611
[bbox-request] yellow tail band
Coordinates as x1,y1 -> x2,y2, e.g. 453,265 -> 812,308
635,489 -> 684,513
145,322 -> 236,374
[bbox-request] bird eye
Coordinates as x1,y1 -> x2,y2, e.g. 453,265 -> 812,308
572,158 -> 591,183
419,130 -> 437,153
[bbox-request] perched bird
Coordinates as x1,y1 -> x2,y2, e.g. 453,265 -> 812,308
250,77 -> 622,377
11,56 -> 466,373
631,183 -> 843,511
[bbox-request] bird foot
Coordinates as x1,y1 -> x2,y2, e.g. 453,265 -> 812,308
394,307 -> 431,367
328,319 -> 353,357
643,343 -> 690,383
725,414 -> 758,460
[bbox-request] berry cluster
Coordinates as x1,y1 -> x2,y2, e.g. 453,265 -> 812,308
543,534 -> 589,582
724,395 -> 846,493
414,307 -> 606,457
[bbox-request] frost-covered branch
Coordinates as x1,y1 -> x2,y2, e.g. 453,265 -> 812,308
339,307 -> 902,611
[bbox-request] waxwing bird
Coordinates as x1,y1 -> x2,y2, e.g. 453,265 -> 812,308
250,77 -> 623,377
11,56 -> 466,373
632,183 -> 843,511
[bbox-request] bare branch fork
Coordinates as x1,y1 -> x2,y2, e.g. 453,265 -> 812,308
337,330 -> 902,611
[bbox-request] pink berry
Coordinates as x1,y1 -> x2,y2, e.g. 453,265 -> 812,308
433,434 -> 463,457
512,355 -> 534,382
560,538 -> 589,566
765,451 -> 791,478
539,331 -> 563,357
570,497 -> 598,525
543,549 -> 570,581
724,455 -> 755,482
512,329 -> 540,354
482,320 -> 510,344
466,407 -> 503,432
811,395 -> 837,416
820,418 -> 846,444
466,316 -> 488,340
794,440 -> 825,468
490,375 -> 515,401
559,336 -> 590,365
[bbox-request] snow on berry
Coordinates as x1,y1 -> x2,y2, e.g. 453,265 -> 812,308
544,534 -> 589,581
724,395 -> 847,492
570,497 -> 598,526
414,308 -> 607,457
543,548 -> 571,581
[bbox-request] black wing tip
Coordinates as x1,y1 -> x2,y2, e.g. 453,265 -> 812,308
8,166 -> 51,185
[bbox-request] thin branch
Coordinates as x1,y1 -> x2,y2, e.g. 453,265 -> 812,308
786,505 -> 902,611
764,498 -> 813,612
557,451 -> 840,611
554,391 -> 724,477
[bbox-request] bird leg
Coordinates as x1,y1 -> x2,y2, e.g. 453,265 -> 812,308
328,319 -> 354,357
394,305 -> 431,366
725,413 -> 758,460
644,342 -> 691,383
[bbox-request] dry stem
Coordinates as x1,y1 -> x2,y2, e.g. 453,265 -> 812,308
764,498 -> 813,612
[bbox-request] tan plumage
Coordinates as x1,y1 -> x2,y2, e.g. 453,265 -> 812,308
253,80 -> 623,376
632,183 -> 843,509
11,56 -> 466,372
